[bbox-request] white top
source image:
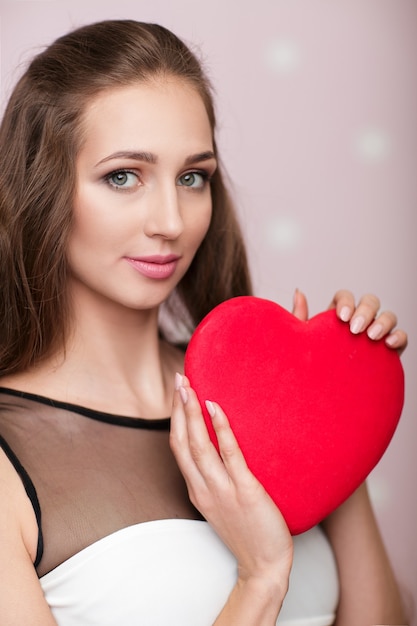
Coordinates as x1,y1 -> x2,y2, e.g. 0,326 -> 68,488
41,519 -> 339,626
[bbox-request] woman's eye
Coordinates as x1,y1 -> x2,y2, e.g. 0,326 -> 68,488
105,170 -> 139,190
177,171 -> 207,189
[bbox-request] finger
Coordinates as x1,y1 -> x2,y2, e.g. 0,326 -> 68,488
292,288 -> 308,321
366,310 -> 398,341
170,373 -> 187,442
178,380 -> 228,482
170,386 -> 204,482
385,329 -> 408,354
170,375 -> 213,493
349,293 -> 381,334
205,400 -> 250,482
328,289 -> 355,322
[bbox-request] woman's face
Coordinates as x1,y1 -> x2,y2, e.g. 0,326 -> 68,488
68,79 -> 216,314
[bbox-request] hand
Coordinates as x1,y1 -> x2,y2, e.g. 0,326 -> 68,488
292,288 -> 408,354
170,374 -> 293,588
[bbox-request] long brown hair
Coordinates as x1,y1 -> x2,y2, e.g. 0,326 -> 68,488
0,20 -> 252,375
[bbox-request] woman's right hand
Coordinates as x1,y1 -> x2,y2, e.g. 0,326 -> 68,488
170,374 -> 293,625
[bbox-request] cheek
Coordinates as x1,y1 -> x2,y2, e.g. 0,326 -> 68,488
188,201 -> 213,249
70,191 -> 123,249
66,199 -> 110,271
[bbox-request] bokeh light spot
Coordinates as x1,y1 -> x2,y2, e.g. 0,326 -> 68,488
355,128 -> 390,162
264,39 -> 301,74
265,215 -> 302,252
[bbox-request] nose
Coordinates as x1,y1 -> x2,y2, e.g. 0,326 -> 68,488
143,180 -> 184,240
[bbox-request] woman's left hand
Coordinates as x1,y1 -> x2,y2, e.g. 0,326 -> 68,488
292,288 -> 408,355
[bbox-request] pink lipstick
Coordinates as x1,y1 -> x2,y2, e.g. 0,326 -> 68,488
125,254 -> 180,279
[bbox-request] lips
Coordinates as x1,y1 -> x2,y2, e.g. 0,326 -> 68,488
125,254 -> 180,279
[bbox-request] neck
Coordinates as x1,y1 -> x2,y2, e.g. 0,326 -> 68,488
2,289 -> 185,418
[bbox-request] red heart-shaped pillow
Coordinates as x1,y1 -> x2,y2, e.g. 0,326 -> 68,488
184,296 -> 404,534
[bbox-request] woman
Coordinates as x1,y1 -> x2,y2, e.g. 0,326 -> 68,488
0,20 -> 408,625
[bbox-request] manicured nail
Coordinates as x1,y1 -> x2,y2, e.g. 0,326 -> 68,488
339,306 -> 351,322
175,372 -> 183,390
205,400 -> 216,418
367,323 -> 383,340
385,334 -> 399,348
179,386 -> 188,404
293,288 -> 299,307
350,315 -> 365,334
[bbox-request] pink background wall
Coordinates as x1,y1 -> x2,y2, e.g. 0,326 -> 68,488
1,0 -> 416,619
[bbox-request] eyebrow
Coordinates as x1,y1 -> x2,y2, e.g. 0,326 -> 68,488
95,150 -> 216,167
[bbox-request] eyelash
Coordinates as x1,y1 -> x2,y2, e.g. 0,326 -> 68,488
103,168 -> 212,192
104,169 -> 139,191
177,170 -> 211,191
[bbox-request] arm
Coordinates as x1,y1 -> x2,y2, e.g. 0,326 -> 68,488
0,449 -> 58,626
321,483 -> 407,625
170,375 -> 293,626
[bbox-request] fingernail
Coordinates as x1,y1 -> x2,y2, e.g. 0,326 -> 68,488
367,323 -> 383,340
293,288 -> 299,306
205,400 -> 216,418
339,306 -> 351,322
175,372 -> 183,391
179,386 -> 188,404
350,315 -> 365,334
385,334 -> 399,348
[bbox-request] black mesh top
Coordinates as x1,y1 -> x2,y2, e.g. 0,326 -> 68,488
0,387 -> 201,577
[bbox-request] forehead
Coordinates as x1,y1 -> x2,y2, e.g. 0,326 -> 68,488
79,80 -> 213,158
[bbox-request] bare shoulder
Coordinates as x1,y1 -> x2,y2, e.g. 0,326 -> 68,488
0,448 -> 57,624
0,369 -> 42,393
